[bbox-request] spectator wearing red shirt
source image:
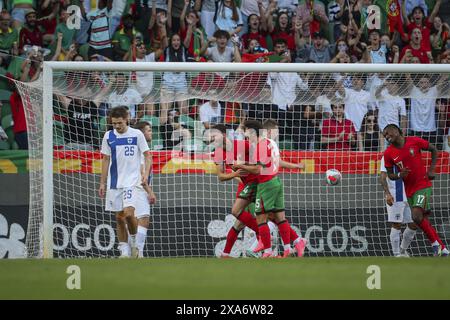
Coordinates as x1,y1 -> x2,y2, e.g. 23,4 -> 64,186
321,104 -> 356,150
10,90 -> 27,149
241,13 -> 268,50
19,9 -> 44,54
179,3 -> 206,61
267,11 -> 295,51
400,27 -> 431,63
402,0 -> 442,51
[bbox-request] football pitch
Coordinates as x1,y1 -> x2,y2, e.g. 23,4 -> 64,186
1,257 -> 449,300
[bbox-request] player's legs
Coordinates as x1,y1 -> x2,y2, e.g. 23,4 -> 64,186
222,220 -> 245,258
255,212 -> 272,257
231,190 -> 258,235
137,217 -> 150,258
409,188 -> 447,256
399,205 -> 416,256
123,206 -> 138,257
116,211 -> 130,257
387,202 -> 405,256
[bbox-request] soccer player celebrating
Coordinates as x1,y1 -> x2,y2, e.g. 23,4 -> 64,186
234,120 -> 307,258
98,107 -> 152,258
383,124 -> 449,256
209,124 -> 260,258
133,121 -> 157,258
380,156 -> 416,257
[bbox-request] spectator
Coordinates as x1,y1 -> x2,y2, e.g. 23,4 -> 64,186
295,104 -> 322,150
296,0 -> 329,38
336,74 -> 372,150
180,3 -> 207,61
364,29 -> 388,64
400,27 -> 432,63
112,14 -> 138,61
160,33 -> 193,115
11,0 -> 35,29
437,99 -> 450,152
19,8 -> 45,53
241,13 -> 268,50
267,9 -> 296,52
10,90 -> 27,149
402,0 -> 442,51
199,0 -> 217,39
135,0 -> 171,45
86,0 -> 113,59
0,12 -> 18,56
50,5 -> 76,59
160,111 -> 192,150
327,0 -> 344,42
148,9 -> 170,52
108,72 -> 143,119
39,0 -> 59,46
58,96 -> 100,150
214,0 -> 244,37
199,99 -> 222,129
239,0 -> 269,36
360,111 -> 379,151
406,73 -> 448,145
297,31 -> 335,63
330,38 -> 351,63
131,41 -> 162,97
321,103 -> 356,150
430,16 -> 449,58
267,38 -> 309,140
374,75 -> 408,150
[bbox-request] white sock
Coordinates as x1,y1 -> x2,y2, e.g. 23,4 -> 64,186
129,234 -> 137,248
268,221 -> 277,233
119,242 -> 130,256
250,237 -> 259,251
136,226 -> 148,252
283,244 -> 291,251
390,228 -> 401,256
400,227 -> 416,251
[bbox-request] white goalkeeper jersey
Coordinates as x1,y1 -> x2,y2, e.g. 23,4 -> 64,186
380,156 -> 407,203
101,127 -> 149,190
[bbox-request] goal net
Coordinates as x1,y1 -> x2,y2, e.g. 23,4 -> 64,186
15,62 -> 450,258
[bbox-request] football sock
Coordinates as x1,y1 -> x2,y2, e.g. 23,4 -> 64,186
237,211 -> 259,235
224,227 -> 240,254
136,226 -> 148,252
390,228 -> 401,256
258,222 -> 271,250
400,227 -> 416,251
277,220 -> 291,246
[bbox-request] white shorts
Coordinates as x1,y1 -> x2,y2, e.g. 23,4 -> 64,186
105,186 -> 143,213
135,188 -> 151,219
387,202 -> 413,223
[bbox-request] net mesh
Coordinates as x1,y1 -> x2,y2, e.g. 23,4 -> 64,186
13,66 -> 450,258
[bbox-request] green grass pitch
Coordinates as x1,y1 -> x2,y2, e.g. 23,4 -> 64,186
1,258 -> 449,299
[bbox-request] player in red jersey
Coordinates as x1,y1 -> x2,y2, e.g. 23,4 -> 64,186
210,124 -> 260,258
233,120 -> 307,258
383,124 -> 448,256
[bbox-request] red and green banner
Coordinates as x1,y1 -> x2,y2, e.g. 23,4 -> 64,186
1,150 -> 449,175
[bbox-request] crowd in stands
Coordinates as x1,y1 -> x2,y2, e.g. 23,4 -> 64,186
0,0 -> 449,153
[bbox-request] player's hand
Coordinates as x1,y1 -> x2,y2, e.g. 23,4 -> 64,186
98,183 -> 106,198
385,193 -> 394,206
296,163 -> 305,170
234,169 -> 247,177
427,170 -> 436,180
232,164 -> 242,171
399,167 -> 411,178
148,191 -> 157,204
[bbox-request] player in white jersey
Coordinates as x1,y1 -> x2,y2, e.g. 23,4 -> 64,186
133,121 -> 157,258
380,156 -> 417,257
98,106 -> 152,258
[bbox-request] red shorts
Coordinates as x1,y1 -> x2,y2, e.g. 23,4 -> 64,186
236,183 -> 245,198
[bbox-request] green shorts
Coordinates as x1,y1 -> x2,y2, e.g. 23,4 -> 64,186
407,187 -> 432,212
238,182 -> 257,202
254,176 -> 285,215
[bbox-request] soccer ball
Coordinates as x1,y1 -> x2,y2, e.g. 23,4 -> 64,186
326,169 -> 342,185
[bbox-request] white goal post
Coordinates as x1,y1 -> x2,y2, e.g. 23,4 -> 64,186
24,62 -> 450,258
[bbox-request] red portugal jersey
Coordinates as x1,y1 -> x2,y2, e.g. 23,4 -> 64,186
254,138 -> 280,183
213,139 -> 257,184
383,136 -> 432,197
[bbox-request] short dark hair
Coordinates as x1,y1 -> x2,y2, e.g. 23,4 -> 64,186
109,106 -> 129,119
273,38 -> 287,47
243,120 -> 263,137
383,123 -> 402,135
213,29 -> 230,40
368,29 -> 381,37
133,121 -> 151,132
262,119 -> 278,129
212,124 -> 227,135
